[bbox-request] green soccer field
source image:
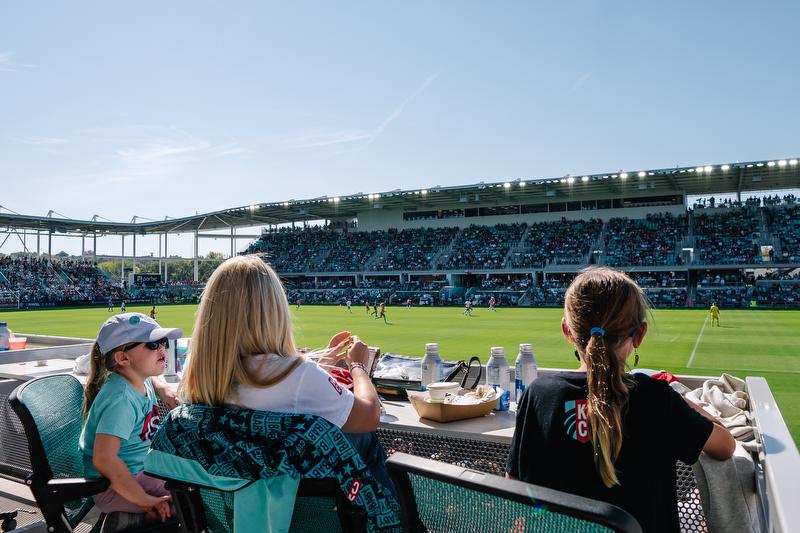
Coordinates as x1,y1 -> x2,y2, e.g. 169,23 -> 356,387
2,304 -> 798,444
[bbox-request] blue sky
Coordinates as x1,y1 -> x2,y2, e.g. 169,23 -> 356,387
1,1 -> 798,256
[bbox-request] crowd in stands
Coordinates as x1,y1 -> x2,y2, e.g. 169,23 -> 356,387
645,289 -> 688,308
697,271 -> 751,286
695,287 -> 749,308
313,231 -> 390,272
0,257 -> 125,306
439,223 -> 527,269
767,205 -> 799,262
244,227 -> 340,272
371,227 -> 459,271
754,283 -> 800,308
604,213 -> 687,267
629,271 -> 687,287
693,208 -> 760,264
509,219 -> 602,268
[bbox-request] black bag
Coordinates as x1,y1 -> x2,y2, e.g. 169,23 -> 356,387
372,354 -> 482,400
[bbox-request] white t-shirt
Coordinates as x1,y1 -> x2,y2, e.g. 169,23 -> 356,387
228,354 -> 354,428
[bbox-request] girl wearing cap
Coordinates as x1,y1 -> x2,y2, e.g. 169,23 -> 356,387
79,312 -> 183,529
180,254 -> 396,497
506,268 -> 734,533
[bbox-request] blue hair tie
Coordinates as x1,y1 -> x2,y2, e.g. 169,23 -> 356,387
590,327 -> 605,337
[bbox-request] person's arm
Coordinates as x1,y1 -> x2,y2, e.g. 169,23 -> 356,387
151,376 -> 179,410
92,434 -> 172,521
685,399 -> 735,460
341,336 -> 381,433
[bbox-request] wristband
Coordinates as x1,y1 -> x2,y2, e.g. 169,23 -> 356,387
349,362 -> 367,373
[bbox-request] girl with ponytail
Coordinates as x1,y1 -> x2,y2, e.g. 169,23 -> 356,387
507,267 -> 733,533
79,313 -> 183,529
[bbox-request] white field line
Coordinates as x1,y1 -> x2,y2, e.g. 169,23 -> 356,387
687,315 -> 709,368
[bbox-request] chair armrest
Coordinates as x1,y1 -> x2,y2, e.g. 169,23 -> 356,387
46,477 -> 110,501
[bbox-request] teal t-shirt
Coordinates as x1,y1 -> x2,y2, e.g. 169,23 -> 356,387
80,373 -> 161,479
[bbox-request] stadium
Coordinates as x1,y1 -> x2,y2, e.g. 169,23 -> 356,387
0,156 -> 799,531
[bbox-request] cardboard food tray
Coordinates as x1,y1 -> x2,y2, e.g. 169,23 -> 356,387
407,390 -> 499,422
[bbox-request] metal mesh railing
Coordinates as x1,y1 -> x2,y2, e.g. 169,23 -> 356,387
377,427 -> 707,533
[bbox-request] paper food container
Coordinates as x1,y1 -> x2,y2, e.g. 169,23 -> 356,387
407,389 -> 499,423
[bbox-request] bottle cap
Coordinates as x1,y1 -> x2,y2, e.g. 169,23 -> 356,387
519,343 -> 532,355
425,343 -> 439,355
490,346 -> 504,357
0,322 -> 6,327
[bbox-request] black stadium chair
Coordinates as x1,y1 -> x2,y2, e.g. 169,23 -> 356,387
9,375 -> 177,533
386,452 -> 642,533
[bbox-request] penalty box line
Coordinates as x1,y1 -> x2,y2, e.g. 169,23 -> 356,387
687,315 -> 709,368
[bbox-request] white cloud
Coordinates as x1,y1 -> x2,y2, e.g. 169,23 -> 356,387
281,72 -> 440,154
13,136 -> 70,145
0,51 -> 36,72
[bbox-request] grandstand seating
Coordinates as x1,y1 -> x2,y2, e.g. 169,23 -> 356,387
693,208 -> 760,264
438,223 -> 527,270
604,213 -> 687,267
767,205 -> 800,262
371,227 -> 459,271
510,219 -> 602,268
2,203 -> 799,309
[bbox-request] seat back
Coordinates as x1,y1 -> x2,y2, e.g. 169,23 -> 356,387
8,375 -> 95,529
387,452 -> 642,533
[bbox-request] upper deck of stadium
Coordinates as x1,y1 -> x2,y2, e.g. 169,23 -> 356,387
1,157 -> 798,236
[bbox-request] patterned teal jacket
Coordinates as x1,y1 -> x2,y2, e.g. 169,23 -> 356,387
145,404 -> 401,533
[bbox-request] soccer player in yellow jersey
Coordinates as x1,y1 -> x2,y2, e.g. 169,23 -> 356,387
710,303 -> 720,327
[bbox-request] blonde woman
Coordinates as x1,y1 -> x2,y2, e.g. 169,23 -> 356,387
180,255 -> 394,495
506,268 -> 734,533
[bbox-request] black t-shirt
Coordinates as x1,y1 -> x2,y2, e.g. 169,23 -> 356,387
506,371 -> 713,533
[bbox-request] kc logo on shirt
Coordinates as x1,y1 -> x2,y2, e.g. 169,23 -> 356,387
328,376 -> 343,395
564,399 -> 589,443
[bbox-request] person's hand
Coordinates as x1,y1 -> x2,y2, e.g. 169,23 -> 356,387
153,379 -> 180,410
138,494 -> 172,522
316,331 -> 352,367
345,336 -> 369,368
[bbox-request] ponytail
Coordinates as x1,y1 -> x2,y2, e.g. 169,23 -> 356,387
584,332 -> 631,487
82,342 -> 116,422
563,267 -> 650,489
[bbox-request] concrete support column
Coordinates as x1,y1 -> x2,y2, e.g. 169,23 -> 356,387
48,231 -> 52,257
121,235 -> 125,285
132,234 -> 137,276
164,233 -> 169,283
230,227 -> 235,257
193,231 -> 199,282
36,231 -> 40,256
93,232 -> 97,263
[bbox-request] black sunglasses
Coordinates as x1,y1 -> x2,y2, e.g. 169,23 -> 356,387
124,338 -> 170,351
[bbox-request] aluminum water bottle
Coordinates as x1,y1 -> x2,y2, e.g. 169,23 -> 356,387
0,322 -> 9,351
420,343 -> 442,390
486,346 -> 510,411
514,343 -> 538,403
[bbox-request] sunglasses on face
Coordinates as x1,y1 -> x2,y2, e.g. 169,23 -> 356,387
123,338 -> 170,351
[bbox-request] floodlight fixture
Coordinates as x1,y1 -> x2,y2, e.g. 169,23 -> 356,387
421,189 -> 428,195
503,182 -> 511,189
767,161 -> 776,167
567,177 -> 575,184
333,197 -> 340,203
560,178 -> 567,183
283,202 -> 289,207
695,167 -> 704,173
778,160 -> 787,167
721,164 -> 730,171
703,166 -> 712,172
637,171 -> 646,178
581,176 -> 589,182
620,172 -> 628,179
790,159 -> 798,166
757,163 -> 764,167
519,181 -> 526,187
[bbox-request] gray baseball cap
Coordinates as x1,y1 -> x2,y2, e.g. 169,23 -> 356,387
97,312 -> 183,354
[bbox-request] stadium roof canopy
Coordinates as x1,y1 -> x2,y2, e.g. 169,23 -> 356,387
1,157 -> 798,236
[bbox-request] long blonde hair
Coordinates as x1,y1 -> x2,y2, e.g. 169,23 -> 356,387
563,267 -> 650,488
83,341 -> 120,422
180,255 -> 301,405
